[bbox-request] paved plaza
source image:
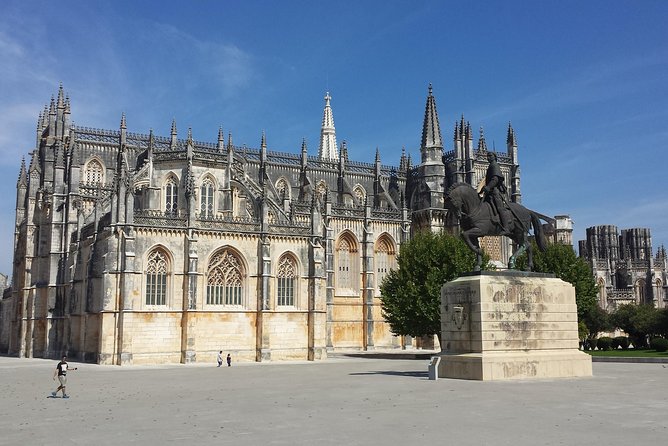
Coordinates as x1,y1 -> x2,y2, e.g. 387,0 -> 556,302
1,355 -> 666,445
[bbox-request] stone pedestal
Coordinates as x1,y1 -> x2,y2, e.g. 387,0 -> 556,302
437,271 -> 592,380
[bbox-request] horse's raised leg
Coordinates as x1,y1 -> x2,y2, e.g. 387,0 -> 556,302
461,229 -> 484,271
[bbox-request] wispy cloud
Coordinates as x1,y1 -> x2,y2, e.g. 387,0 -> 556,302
477,50 -> 668,122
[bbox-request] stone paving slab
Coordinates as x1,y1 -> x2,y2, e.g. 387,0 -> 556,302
1,356 -> 666,445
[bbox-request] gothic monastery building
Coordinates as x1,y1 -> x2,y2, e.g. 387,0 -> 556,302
1,85 -> 523,365
579,226 -> 667,310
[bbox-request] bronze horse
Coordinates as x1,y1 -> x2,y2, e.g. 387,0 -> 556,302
444,183 -> 549,271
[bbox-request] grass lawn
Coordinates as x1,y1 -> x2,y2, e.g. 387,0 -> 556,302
586,349 -> 668,358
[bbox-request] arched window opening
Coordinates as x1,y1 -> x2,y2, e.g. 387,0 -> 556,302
200,178 -> 214,218
375,236 -> 396,289
353,185 -> 366,204
277,255 -> 297,306
316,181 -> 327,202
165,177 -> 178,215
145,249 -> 168,306
635,279 -> 646,304
207,249 -> 244,306
276,178 -> 290,200
85,159 -> 104,186
336,234 -> 358,291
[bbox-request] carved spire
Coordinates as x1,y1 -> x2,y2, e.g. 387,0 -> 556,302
217,126 -> 224,152
148,128 -> 154,158
28,150 -> 40,174
49,95 -> 56,116
56,83 -> 65,109
375,147 -> 380,164
119,113 -> 127,146
421,84 -> 443,150
186,127 -> 194,159
17,157 -> 27,187
478,126 -> 488,152
300,138 -> 308,169
170,118 -> 177,149
227,132 -> 233,151
507,122 -> 517,147
261,130 -> 267,162
399,146 -> 407,172
318,91 -> 339,160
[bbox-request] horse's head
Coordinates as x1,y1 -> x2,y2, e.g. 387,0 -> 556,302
445,183 -> 479,216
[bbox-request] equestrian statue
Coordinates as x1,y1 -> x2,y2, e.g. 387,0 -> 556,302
444,151 -> 552,272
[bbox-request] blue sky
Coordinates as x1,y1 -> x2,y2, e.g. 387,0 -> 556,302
1,0 -> 667,277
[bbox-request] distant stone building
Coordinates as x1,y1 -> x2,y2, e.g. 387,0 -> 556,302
579,225 -> 667,310
0,84 -> 525,365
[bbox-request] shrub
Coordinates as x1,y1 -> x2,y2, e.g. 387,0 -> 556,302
630,335 -> 647,349
612,336 -> 629,350
597,336 -> 613,351
650,337 -> 668,352
587,338 -> 598,351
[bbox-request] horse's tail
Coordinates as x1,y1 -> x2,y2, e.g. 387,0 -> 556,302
531,212 -> 548,252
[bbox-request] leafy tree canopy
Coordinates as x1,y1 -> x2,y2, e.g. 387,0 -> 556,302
610,303 -> 661,347
379,231 -> 484,338
515,241 -> 598,323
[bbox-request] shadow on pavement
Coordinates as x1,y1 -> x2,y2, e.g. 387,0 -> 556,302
349,370 -> 429,378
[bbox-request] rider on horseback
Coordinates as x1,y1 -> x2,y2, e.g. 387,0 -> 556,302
481,151 -> 511,235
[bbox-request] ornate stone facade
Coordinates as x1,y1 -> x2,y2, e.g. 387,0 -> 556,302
0,85 -> 523,364
579,225 -> 667,310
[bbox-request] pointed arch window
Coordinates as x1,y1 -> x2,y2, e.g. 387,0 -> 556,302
375,236 -> 396,289
635,279 -> 646,304
85,159 -> 104,186
165,177 -> 179,215
336,235 -> 359,291
207,249 -> 244,306
353,185 -> 366,204
316,181 -> 327,202
145,249 -> 169,306
200,178 -> 215,218
277,255 -> 297,306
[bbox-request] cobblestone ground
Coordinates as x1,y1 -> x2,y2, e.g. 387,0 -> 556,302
1,356 -> 666,445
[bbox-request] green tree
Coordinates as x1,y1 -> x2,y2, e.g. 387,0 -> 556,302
516,242 -> 598,325
379,231 -> 483,340
655,308 -> 668,338
584,305 -> 613,339
610,303 -> 659,348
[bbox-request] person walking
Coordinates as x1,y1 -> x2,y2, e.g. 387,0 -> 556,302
226,353 -> 231,367
52,355 -> 77,398
217,351 -> 223,367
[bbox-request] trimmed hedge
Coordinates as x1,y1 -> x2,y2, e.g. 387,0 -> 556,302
612,336 -> 629,350
650,337 -> 668,352
597,337 -> 613,351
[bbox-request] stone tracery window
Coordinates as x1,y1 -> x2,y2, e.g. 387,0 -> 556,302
375,235 -> 396,289
316,181 -> 327,202
200,177 -> 214,218
145,249 -> 169,306
85,159 -> 104,185
276,178 -> 290,200
277,254 -> 297,306
207,249 -> 244,306
353,185 -> 366,204
336,234 -> 358,291
165,177 -> 178,215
